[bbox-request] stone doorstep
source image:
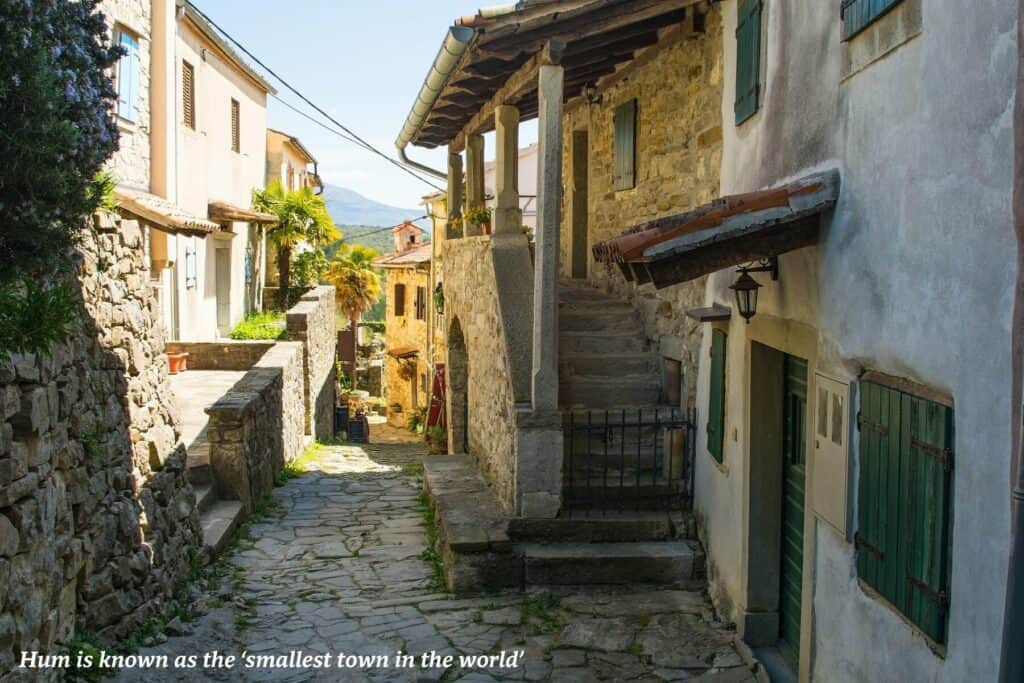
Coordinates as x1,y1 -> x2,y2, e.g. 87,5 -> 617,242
201,499 -> 245,557
518,541 -> 706,589
508,512 -> 683,544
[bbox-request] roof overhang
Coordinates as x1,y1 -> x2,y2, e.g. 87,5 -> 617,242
208,201 -> 278,225
593,170 -> 842,289
398,0 -> 707,151
388,346 -> 420,359
114,187 -> 220,237
179,2 -> 277,95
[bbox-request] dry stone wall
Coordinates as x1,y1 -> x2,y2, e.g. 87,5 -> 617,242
164,341 -> 274,371
0,213 -> 201,670
561,11 -> 724,400
205,343 -> 304,515
285,286 -> 337,441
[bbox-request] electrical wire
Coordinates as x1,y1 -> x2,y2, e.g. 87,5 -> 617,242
185,1 -> 447,193
339,216 -> 430,244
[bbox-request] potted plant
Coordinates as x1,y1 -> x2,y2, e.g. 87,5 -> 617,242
426,426 -> 448,455
465,205 -> 492,235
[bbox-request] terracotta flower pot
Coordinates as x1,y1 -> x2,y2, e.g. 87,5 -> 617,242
167,352 -> 189,375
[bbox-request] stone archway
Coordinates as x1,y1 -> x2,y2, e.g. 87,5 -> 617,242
446,317 -> 469,454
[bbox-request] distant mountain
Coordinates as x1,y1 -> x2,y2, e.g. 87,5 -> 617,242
321,184 -> 428,231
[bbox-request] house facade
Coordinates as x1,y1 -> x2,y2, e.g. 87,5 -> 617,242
399,0 -> 1017,680
374,225 -> 434,428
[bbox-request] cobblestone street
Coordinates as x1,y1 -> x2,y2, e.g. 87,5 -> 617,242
117,432 -> 756,682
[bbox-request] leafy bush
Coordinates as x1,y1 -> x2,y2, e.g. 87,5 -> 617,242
229,311 -> 287,341
291,248 -> 330,289
0,0 -> 122,282
0,279 -> 78,361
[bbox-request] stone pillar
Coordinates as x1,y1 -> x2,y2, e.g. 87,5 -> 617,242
531,61 -> 564,412
465,134 -> 486,237
493,105 -> 522,236
447,150 -> 464,240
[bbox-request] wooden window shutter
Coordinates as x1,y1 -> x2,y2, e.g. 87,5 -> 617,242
116,31 -> 140,122
734,0 -> 763,125
182,61 -> 196,130
415,287 -> 427,321
903,395 -> 953,644
841,0 -> 903,41
613,99 -> 637,191
394,283 -> 406,317
707,329 -> 727,463
231,99 -> 240,153
855,381 -> 900,599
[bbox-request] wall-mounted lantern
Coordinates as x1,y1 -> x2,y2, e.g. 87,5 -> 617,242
729,257 -> 778,323
584,83 -> 603,106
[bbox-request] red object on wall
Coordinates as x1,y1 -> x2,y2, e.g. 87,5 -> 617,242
426,364 -> 446,430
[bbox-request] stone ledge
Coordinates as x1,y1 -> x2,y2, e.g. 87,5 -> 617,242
423,455 -> 521,593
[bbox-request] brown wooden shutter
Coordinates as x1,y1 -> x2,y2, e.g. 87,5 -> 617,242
231,99 -> 240,153
394,283 -> 406,317
182,61 -> 196,130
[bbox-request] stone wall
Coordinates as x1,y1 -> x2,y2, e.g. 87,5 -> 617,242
442,237 -> 522,511
560,11 -> 724,401
164,341 -> 274,372
0,213 -> 201,668
205,343 -> 304,515
285,286 -> 337,441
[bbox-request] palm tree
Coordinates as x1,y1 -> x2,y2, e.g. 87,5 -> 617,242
252,180 -> 338,306
325,244 -> 382,325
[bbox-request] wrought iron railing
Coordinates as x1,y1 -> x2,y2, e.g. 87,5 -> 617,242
562,405 -> 696,515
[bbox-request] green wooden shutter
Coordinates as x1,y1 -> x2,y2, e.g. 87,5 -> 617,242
842,0 -> 903,41
734,0 -> 762,125
856,381 -> 900,594
613,100 -> 636,191
903,396 -> 953,644
707,329 -> 726,463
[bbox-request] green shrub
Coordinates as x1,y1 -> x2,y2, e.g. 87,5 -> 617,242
229,311 -> 287,341
0,279 -> 79,361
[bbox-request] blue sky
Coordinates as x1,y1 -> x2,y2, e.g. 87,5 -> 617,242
196,0 -> 537,209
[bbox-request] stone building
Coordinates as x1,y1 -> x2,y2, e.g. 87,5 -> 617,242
374,227 -> 434,429
400,1 -> 1018,680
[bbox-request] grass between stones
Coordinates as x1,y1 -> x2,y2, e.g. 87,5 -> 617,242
417,489 -> 446,593
521,593 -> 564,636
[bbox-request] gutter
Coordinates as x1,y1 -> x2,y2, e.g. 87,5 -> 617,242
395,25 -> 476,180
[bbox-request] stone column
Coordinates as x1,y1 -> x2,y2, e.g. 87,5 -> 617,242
531,59 -> 564,412
447,150 -> 464,240
465,134 -> 486,236
492,105 -> 522,236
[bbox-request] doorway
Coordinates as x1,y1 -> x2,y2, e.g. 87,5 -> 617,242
570,129 -> 589,279
447,317 -> 469,454
215,246 -> 231,336
779,354 -> 808,670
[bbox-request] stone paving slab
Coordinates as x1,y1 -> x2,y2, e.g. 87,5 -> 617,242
110,434 -> 761,682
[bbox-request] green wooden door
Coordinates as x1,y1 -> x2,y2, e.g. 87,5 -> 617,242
779,355 -> 808,670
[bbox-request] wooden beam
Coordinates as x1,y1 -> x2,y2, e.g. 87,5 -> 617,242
562,8 -> 685,56
451,49 -> 544,151
686,305 -> 733,323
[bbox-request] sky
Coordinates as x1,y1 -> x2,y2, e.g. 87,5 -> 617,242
196,0 -> 537,209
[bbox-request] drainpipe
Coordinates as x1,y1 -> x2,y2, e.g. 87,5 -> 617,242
394,26 -> 476,181
999,1 -> 1024,679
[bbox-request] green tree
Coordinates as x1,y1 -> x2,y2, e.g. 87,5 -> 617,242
252,180 -> 338,306
324,244 -> 383,325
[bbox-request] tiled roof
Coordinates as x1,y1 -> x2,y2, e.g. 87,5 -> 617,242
373,243 -> 433,268
114,187 -> 220,236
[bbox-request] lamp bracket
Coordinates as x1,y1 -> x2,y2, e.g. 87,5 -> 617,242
736,256 -> 779,281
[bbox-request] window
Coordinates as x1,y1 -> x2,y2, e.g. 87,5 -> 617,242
856,379 -> 953,645
394,283 -> 406,317
842,0 -> 903,40
707,329 -> 727,463
735,0 -> 763,125
184,244 -> 197,289
182,61 -> 196,130
613,99 -> 637,191
116,30 -> 140,122
415,286 -> 427,321
230,99 -> 240,153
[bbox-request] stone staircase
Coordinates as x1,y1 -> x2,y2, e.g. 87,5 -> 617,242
188,465 -> 244,557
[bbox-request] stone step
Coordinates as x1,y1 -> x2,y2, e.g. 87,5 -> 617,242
559,310 -> 641,333
509,513 -> 680,543
559,353 -> 659,378
560,376 -> 661,408
517,541 -> 705,588
558,285 -> 623,303
187,462 -> 212,486
193,483 -> 217,514
560,331 -> 650,354
559,299 -> 635,315
563,483 -> 683,511
201,500 -> 244,557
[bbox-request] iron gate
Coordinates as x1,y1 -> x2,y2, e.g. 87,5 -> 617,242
563,405 -> 696,515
